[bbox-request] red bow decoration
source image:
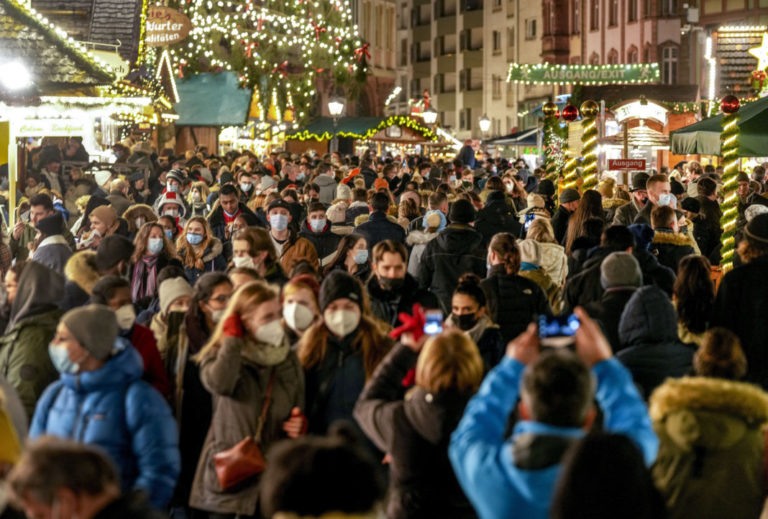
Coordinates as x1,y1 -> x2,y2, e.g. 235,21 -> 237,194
389,304 -> 427,388
272,61 -> 289,78
354,43 -> 371,62
311,20 -> 327,41
244,42 -> 258,58
752,69 -> 768,91
334,36 -> 342,47
257,17 -> 265,31
177,63 -> 185,78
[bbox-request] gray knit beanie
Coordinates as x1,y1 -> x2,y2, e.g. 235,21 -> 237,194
600,252 -> 642,290
61,304 -> 118,362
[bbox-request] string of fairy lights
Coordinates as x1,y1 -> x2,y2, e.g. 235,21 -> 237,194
166,0 -> 366,125
719,96 -> 741,271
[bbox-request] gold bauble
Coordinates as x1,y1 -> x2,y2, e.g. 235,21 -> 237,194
542,101 -> 559,118
580,100 -> 599,118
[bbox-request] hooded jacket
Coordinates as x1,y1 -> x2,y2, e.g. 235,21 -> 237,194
474,191 -> 521,248
61,251 -> 101,311
177,237 -> 226,284
651,229 -> 696,273
480,265 -> 550,345
354,211 -> 407,252
406,229 -> 439,278
650,377 -> 768,519
0,262 -> 64,417
449,356 -> 658,519
417,224 -> 487,314
190,337 -> 304,516
30,341 -> 180,508
354,345 -> 476,519
617,286 -> 695,399
32,235 -> 72,275
315,174 -> 338,205
9,217 -> 75,262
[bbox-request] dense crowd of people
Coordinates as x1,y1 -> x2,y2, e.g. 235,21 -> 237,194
0,139 -> 767,518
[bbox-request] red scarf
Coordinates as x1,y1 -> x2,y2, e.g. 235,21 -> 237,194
223,208 -> 241,224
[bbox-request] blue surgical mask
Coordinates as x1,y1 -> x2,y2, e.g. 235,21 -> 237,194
168,184 -> 178,193
147,237 -> 164,255
657,193 -> 676,208
449,175 -> 457,183
165,229 -> 174,240
297,172 -> 306,181
186,232 -> 203,245
48,344 -> 79,374
353,249 -> 368,265
310,218 -> 326,232
270,214 -> 289,231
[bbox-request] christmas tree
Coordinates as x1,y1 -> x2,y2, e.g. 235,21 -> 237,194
166,0 -> 367,125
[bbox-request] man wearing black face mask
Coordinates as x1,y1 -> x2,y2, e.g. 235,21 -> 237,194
366,240 -> 438,328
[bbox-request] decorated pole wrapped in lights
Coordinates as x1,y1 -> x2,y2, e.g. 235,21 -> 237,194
580,100 -> 599,190
719,94 -> 741,270
542,102 -> 563,182
560,103 -> 580,191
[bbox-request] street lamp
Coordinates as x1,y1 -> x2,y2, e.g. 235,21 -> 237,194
479,114 -> 491,134
327,95 -> 345,153
0,61 -> 31,91
422,107 -> 438,125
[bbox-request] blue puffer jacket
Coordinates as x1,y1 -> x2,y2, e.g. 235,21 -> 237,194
30,339 -> 180,508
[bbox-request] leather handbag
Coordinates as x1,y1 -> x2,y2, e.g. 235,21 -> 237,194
213,370 -> 276,490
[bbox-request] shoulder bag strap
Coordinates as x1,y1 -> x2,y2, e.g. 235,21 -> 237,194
254,368 -> 277,442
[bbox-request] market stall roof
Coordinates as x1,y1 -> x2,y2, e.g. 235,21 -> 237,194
286,116 -> 436,141
580,84 -> 700,106
0,0 -> 113,96
602,123 -> 669,148
174,72 -> 253,127
485,128 -> 538,146
670,95 -> 768,156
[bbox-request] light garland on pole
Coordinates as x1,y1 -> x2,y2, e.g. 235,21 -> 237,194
166,0 -> 366,126
719,95 -> 741,271
580,100 -> 599,191
560,104 -> 579,191
541,102 -> 561,182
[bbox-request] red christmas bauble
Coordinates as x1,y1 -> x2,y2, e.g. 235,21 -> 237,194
721,95 -> 740,114
562,104 -> 579,122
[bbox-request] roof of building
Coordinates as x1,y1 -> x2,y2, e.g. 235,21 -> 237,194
0,0 -> 113,95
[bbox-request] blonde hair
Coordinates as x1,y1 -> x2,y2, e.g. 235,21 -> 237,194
177,216 -> 213,270
526,218 -> 557,244
196,281 -> 278,362
187,181 -> 210,204
416,331 -> 483,394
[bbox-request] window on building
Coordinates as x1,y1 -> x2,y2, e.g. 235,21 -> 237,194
492,74 -> 502,99
493,30 -> 501,53
644,45 -> 652,62
410,79 -> 420,98
400,39 -> 408,66
628,0 -> 637,21
573,0 -> 581,34
608,49 -> 618,64
525,18 -> 537,39
590,0 -> 599,30
628,47 -> 638,63
590,52 -> 600,65
609,0 -> 618,25
662,46 -> 678,84
662,0 -> 678,15
434,74 -> 444,93
465,108 -> 472,130
644,0 -> 652,17
507,27 -> 515,47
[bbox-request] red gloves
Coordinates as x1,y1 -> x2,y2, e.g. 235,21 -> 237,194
389,303 -> 427,343
223,313 -> 244,339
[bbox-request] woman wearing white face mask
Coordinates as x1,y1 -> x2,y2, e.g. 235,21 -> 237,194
231,227 -> 288,286
298,271 -> 392,437
129,222 -> 180,310
281,274 -> 321,345
186,181 -> 210,218
191,281 -> 306,518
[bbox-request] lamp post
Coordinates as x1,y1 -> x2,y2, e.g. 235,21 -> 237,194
327,95 -> 345,153
479,113 -> 491,134
422,107 -> 438,125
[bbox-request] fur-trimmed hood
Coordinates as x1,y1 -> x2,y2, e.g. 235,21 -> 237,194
202,237 -> 223,263
64,251 -> 100,295
650,376 -> 768,449
406,229 -> 438,246
652,230 -> 695,247
123,204 -> 157,222
603,198 -> 630,209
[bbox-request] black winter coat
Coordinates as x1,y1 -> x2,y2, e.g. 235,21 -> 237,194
207,203 -> 266,260
551,206 -> 571,244
563,247 -> 676,312
583,288 -> 636,353
354,345 -> 477,519
480,265 -> 550,344
354,212 -> 407,251
299,220 -> 341,263
695,196 -> 723,263
417,225 -> 487,313
367,274 -> 440,328
474,191 -> 521,247
712,255 -> 768,388
617,286 -> 695,399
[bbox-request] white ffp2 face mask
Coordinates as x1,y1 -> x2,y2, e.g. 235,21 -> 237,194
115,304 -> 136,330
283,302 -> 314,332
255,319 -> 285,346
233,255 -> 256,269
324,309 -> 360,337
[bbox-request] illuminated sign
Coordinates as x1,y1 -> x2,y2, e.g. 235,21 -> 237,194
146,6 -> 193,47
507,63 -> 660,85
612,100 -> 669,126
16,119 -> 87,136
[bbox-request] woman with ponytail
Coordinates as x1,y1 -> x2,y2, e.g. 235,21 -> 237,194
480,232 -> 551,343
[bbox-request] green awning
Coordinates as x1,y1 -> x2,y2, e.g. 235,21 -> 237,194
174,72 -> 252,127
670,95 -> 768,156
286,116 -> 436,141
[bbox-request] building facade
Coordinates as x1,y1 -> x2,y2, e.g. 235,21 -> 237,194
352,0 -> 398,116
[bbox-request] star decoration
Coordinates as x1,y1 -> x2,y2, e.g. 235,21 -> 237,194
749,33 -> 768,72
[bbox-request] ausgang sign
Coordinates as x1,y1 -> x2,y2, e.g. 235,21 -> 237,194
146,6 -> 193,47
507,63 -> 660,85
